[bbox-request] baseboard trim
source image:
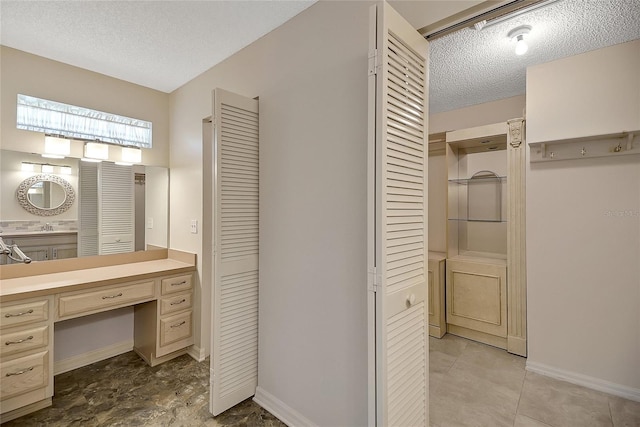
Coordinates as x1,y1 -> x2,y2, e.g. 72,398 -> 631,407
526,361 -> 640,402
253,386 -> 317,427
187,344 -> 207,362
54,340 -> 133,375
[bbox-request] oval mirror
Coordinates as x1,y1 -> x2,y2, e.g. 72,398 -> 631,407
26,180 -> 67,209
16,174 -> 75,216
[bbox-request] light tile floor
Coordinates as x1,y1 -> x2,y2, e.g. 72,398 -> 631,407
429,334 -> 640,427
3,335 -> 639,426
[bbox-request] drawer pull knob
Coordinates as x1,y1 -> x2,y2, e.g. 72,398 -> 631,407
102,293 -> 123,300
171,320 -> 186,328
170,299 -> 187,306
5,336 -> 34,345
4,309 -> 34,318
6,366 -> 34,377
171,281 -> 187,287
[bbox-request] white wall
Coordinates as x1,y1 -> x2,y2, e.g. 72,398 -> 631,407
145,166 -> 169,249
527,155 -> 640,392
430,94 -> 525,134
526,42 -> 640,396
169,2 -> 373,424
0,46 -> 170,167
0,150 -> 79,221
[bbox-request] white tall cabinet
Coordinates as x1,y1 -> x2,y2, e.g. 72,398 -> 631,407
442,119 -> 527,356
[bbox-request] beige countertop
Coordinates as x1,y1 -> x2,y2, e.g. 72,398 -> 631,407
0,230 -> 78,237
0,258 -> 195,302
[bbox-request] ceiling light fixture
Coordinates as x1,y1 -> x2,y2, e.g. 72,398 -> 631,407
508,25 -> 532,56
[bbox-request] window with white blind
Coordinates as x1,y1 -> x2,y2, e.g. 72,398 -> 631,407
16,94 -> 152,148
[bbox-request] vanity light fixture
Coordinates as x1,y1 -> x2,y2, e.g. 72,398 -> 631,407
83,141 -> 109,162
21,162 -> 35,172
43,135 -> 71,159
116,146 -> 142,166
60,166 -> 72,175
41,164 -> 54,173
508,25 -> 532,56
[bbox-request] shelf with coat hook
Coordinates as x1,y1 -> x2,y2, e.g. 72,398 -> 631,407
529,130 -> 639,162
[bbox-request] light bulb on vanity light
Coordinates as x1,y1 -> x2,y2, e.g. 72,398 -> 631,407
83,141 -> 109,162
43,135 -> 70,159
21,162 -> 35,172
508,25 -> 532,56
41,164 -> 54,173
116,146 -> 142,166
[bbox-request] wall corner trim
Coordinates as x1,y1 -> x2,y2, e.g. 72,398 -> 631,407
526,361 -> 640,402
187,344 -> 207,362
253,386 -> 318,427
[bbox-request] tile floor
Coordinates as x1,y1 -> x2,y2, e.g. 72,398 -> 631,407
429,334 -> 640,427
3,335 -> 639,426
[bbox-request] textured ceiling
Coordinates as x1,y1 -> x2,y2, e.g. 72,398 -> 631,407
2,0 -> 639,112
429,0 -> 640,114
0,0 -> 315,93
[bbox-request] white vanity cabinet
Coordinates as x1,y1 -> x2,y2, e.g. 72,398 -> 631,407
0,233 -> 77,264
0,254 -> 196,423
0,297 -> 54,416
134,273 -> 194,366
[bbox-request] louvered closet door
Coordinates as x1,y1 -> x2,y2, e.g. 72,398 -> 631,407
78,162 -> 99,256
210,89 -> 259,416
369,3 -> 429,426
99,162 -> 134,254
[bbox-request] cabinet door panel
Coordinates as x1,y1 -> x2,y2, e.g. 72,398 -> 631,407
446,259 -> 506,337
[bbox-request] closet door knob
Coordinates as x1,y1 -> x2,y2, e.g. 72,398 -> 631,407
406,294 -> 416,307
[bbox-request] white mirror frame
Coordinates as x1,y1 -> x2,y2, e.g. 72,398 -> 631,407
16,174 -> 75,216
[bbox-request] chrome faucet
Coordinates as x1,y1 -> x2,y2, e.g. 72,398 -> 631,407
42,223 -> 54,231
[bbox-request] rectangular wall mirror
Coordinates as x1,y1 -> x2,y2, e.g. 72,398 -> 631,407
0,149 -> 169,264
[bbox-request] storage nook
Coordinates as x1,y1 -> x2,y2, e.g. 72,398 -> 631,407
428,119 -> 527,356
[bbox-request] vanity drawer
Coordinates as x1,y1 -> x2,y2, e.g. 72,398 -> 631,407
58,280 -> 155,319
1,300 -> 48,330
1,350 -> 49,401
160,293 -> 193,316
1,325 -> 49,358
159,311 -> 192,349
161,274 -> 193,296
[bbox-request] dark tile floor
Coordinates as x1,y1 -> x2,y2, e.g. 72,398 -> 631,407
2,352 -> 285,427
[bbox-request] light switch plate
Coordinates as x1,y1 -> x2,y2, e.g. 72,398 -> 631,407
147,218 -> 154,229
190,220 -> 198,234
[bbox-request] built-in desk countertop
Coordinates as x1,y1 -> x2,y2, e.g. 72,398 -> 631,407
0,258 -> 195,302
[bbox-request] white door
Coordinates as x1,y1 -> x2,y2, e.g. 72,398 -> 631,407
368,2 -> 430,426
99,162 -> 134,255
210,88 -> 259,416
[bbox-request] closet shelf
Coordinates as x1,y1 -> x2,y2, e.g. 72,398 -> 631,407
448,218 -> 507,223
529,130 -> 639,162
448,176 -> 506,184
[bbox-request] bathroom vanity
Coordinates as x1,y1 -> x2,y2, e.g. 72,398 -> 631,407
0,249 -> 196,423
0,231 -> 77,264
